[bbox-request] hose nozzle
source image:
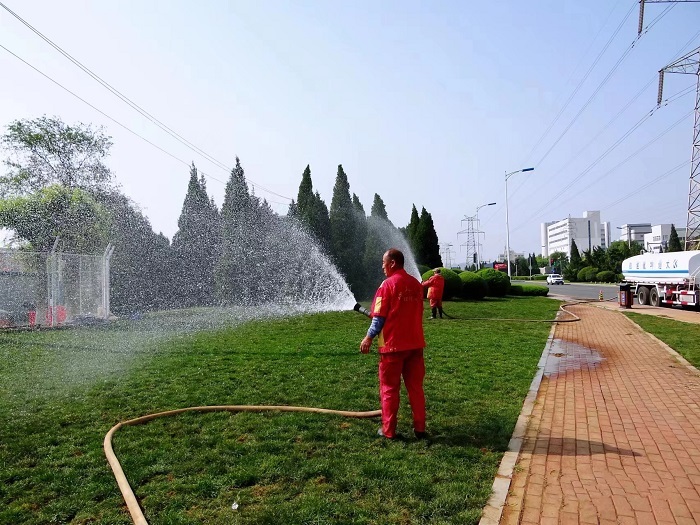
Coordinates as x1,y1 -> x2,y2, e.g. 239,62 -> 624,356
353,303 -> 371,317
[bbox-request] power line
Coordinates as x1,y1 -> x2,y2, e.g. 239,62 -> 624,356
0,43 -> 291,208
0,1 -> 293,202
512,107 -> 694,233
521,0 -> 633,167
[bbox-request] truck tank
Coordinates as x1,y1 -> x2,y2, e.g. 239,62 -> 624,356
622,250 -> 700,285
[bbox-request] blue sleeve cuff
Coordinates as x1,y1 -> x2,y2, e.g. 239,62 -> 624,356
367,316 -> 386,339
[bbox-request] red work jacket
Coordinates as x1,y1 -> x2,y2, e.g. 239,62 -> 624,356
370,268 -> 425,354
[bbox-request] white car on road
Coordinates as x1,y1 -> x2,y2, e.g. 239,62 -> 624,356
547,273 -> 564,285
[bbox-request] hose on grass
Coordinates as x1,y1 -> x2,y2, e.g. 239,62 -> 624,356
104,404 -> 381,525
105,300 -> 602,523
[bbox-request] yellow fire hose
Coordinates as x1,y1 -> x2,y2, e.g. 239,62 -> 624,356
104,405 -> 382,525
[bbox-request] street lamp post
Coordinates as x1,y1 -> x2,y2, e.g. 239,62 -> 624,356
475,202 -> 496,270
505,167 -> 535,278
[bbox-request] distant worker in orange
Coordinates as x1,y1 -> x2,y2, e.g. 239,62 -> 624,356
422,268 -> 445,319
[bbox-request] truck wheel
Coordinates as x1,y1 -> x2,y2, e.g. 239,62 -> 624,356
637,286 -> 649,305
649,287 -> 661,307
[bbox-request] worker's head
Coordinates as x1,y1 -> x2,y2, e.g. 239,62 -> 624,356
382,248 -> 404,277
434,268 -> 441,274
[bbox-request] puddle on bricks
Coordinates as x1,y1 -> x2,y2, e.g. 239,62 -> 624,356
545,339 -> 605,377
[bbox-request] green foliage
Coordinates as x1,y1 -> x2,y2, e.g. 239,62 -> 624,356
370,193 -> 389,221
476,268 -> 511,297
668,224 -> 683,252
459,271 -> 487,300
329,165 -> 365,296
414,207 -> 442,268
93,189 -> 175,313
417,264 -> 430,276
0,184 -> 108,253
421,267 -> 461,300
171,163 -> 219,308
294,166 -> 331,253
531,274 -> 548,281
595,270 -> 617,283
405,204 -> 420,254
1,116 -> 113,196
509,284 -> 549,297
577,266 -> 599,282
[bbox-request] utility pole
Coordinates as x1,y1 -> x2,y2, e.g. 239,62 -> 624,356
457,216 -> 478,270
656,45 -> 700,249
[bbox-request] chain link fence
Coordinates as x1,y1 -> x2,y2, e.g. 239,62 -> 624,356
0,247 -> 112,328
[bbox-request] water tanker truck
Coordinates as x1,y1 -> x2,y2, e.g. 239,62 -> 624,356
621,250 -> 700,308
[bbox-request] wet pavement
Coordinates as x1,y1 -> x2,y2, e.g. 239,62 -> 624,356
484,303 -> 700,524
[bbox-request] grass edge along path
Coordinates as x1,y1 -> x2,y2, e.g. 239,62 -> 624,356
2,297 -> 560,525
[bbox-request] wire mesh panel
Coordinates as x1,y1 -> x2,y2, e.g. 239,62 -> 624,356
0,248 -> 110,327
0,249 -> 46,327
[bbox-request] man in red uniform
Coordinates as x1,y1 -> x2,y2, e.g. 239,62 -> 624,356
360,248 -> 427,440
422,268 -> 445,319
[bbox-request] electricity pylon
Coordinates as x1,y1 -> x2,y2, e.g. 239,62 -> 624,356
657,46 -> 700,249
458,216 -> 478,269
638,0 -> 700,37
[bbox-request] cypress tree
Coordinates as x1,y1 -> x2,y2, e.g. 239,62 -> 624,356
329,165 -> 362,295
312,191 -> 331,253
406,204 -> 420,253
294,165 -> 331,253
668,224 -> 682,252
415,207 -> 442,268
370,194 -> 389,222
171,163 -> 218,307
216,157 -> 254,304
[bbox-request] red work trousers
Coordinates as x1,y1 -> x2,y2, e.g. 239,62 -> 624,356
378,349 -> 426,438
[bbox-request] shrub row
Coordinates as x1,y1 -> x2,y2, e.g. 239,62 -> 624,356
420,268 -> 548,300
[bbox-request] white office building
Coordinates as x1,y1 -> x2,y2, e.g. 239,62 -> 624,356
642,224 -> 686,253
541,211 -> 611,258
618,223 -> 652,246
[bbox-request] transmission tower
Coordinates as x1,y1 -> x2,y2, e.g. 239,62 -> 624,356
638,0 -> 700,36
440,243 -> 454,268
657,46 -> 700,249
458,215 -> 478,269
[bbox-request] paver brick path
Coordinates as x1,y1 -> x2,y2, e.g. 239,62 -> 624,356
501,304 -> 700,524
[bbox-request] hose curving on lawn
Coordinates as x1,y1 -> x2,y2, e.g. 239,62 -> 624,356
104,405 -> 382,525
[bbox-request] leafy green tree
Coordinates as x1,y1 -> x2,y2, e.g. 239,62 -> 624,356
1,116 -> 114,196
0,184 -> 108,253
564,241 -> 582,281
549,251 -> 568,275
415,207 -> 442,268
515,256 -> 529,277
171,163 -> 219,307
668,224 -> 683,252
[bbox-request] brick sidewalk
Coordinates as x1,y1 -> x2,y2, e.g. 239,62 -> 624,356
500,304 -> 700,524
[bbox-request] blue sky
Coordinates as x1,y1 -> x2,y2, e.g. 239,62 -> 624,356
1,0 -> 698,264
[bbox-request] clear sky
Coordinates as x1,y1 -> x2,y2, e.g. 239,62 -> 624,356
1,1 -> 698,264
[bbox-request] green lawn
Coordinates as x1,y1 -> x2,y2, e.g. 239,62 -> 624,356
1,298 -> 560,525
625,311 -> 700,369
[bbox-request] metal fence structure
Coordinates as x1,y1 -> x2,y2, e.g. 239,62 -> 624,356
0,245 -> 113,328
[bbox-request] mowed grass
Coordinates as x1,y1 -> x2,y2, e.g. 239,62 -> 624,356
0,297 -> 560,525
625,311 -> 700,368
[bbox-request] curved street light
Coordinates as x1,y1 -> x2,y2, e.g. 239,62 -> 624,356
505,167 -> 534,278
475,202 -> 496,270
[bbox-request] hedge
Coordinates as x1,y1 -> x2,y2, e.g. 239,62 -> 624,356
476,268 -> 511,297
458,271 -> 488,300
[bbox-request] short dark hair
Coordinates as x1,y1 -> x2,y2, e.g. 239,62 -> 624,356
385,248 -> 404,268
434,268 -> 441,274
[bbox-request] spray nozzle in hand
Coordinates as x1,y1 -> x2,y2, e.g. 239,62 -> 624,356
353,303 -> 371,317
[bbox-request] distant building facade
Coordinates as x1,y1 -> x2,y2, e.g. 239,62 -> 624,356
642,224 -> 686,253
541,211 -> 611,258
617,223 -> 652,247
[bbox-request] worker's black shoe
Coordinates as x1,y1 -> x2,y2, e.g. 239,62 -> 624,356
414,430 -> 428,440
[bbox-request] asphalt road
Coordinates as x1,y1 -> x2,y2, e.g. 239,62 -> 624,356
513,280 -> 621,302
